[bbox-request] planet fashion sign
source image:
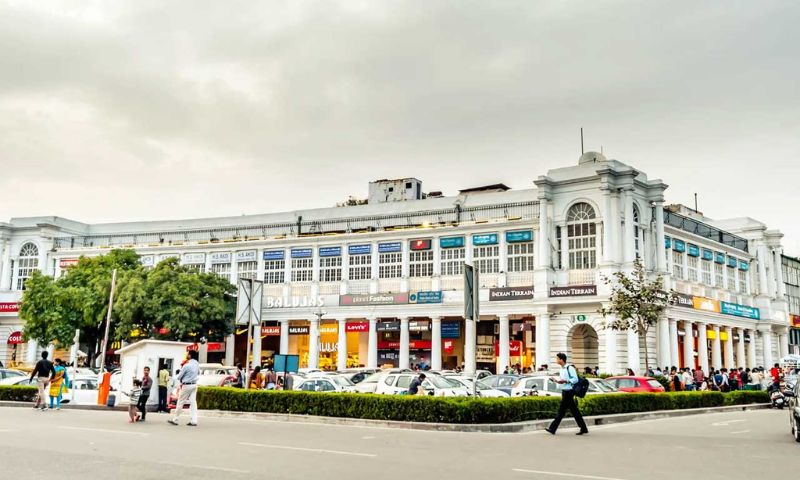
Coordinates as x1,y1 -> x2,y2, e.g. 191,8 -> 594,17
549,285 -> 597,297
489,286 -> 533,301
264,296 -> 325,308
339,293 -> 409,306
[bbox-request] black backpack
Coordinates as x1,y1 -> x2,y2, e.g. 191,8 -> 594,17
570,365 -> 590,398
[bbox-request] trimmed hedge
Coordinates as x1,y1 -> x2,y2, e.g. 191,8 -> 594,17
197,388 -> 768,424
723,390 -> 770,406
0,386 -> 38,402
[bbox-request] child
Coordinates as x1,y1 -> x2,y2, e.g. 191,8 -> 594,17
125,379 -> 143,423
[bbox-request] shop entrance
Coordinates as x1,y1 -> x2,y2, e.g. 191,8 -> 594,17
568,323 -> 599,370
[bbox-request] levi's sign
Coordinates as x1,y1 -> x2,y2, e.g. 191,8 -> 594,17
489,286 -> 533,301
549,285 -> 597,297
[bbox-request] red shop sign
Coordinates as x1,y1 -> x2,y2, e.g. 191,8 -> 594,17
7,331 -> 24,345
59,258 -> 79,268
443,339 -> 455,354
261,326 -> 281,336
187,342 -> 226,353
494,340 -> 523,356
791,314 -> 800,327
377,340 -> 432,350
0,302 -> 20,313
345,322 -> 369,333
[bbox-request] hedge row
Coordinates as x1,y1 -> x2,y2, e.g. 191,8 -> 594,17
197,388 -> 770,424
0,386 -> 37,402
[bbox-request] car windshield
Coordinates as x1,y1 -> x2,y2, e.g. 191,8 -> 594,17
425,375 -> 458,389
476,378 -> 492,389
647,380 -> 663,389
497,376 -> 517,387
593,380 -> 617,392
361,372 -> 382,384
332,376 -> 354,387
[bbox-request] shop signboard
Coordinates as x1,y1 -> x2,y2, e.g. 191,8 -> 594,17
505,230 -> 533,243
158,253 -> 179,261
792,315 -> 800,327
187,342 -> 225,353
549,285 -> 597,297
408,320 -> 430,332
494,340 -> 523,356
288,326 -> 310,335
715,252 -> 726,264
348,244 -> 371,255
409,239 -> 431,251
672,293 -> 694,309
319,324 -> 338,334
489,286 -> 533,301
291,248 -> 312,259
210,252 -> 232,264
339,293 -> 409,306
59,258 -> 79,268
6,331 -> 23,344
345,322 -> 369,333
378,242 -> 401,253
441,321 -> 461,338
140,255 -> 154,267
376,321 -> 401,332
672,239 -> 686,253
263,250 -> 285,261
443,339 -> 455,354
692,297 -> 720,313
702,249 -> 714,261
0,302 -> 20,314
182,253 -> 206,265
739,260 -> 749,271
439,236 -> 464,249
319,246 -> 341,257
378,351 -> 398,361
378,340 -> 432,349
264,296 -> 324,308
665,236 -> 671,248
261,326 -> 281,336
235,250 -> 258,262
727,256 -> 737,268
472,233 -> 498,246
720,302 -> 760,320
687,244 -> 700,257
476,345 -> 495,363
409,291 -> 443,304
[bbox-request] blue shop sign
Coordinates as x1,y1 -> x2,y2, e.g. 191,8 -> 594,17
291,248 -> 313,259
727,256 -> 737,268
319,246 -> 341,257
440,236 -> 465,249
378,242 -> 401,253
665,236 -> 671,248
720,302 -> 760,320
739,260 -> 749,271
715,252 -> 726,264
506,230 -> 533,243
348,244 -> 371,255
473,233 -> 498,246
263,250 -> 285,261
687,244 -> 700,257
409,291 -> 443,304
441,321 -> 461,339
672,239 -> 686,253
702,249 -> 714,261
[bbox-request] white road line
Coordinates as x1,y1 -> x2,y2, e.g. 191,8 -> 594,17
712,419 -> 746,426
58,426 -> 149,436
0,429 -> 18,433
731,430 -> 750,435
512,469 -> 628,480
238,442 -> 377,457
157,461 -> 249,474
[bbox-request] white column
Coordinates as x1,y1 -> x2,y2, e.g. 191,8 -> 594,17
724,327 -> 734,369
464,317 -> 476,375
761,329 -> 773,367
369,242 -> 379,294
610,192 -> 622,263
399,317 -> 410,369
559,223 -> 569,270
669,319 -> 679,367
279,320 -> 289,354
252,323 -> 262,368
224,334 -> 235,366
536,197 -> 550,269
736,328 -> 746,369
654,202 -> 666,272
535,313 -> 550,368
682,321 -> 694,369
367,317 -> 378,368
774,249 -> 786,298
308,316 -> 320,369
697,323 -> 709,373
604,327 -> 618,374
25,340 -> 38,364
711,325 -> 722,370
602,188 -> 613,264
623,188 -> 635,265
626,329 -> 640,375
658,318 -> 671,368
282,249 -> 291,288
779,332 -> 789,360
757,244 -> 770,296
498,315 -> 510,372
337,318 -> 347,371
747,329 -> 757,369
431,317 -> 442,371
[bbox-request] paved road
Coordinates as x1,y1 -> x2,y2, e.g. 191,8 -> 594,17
0,406 -> 796,480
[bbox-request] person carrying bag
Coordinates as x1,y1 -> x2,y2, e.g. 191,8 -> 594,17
545,353 -> 589,436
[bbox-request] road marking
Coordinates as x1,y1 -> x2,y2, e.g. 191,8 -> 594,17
58,426 -> 148,436
0,429 -> 18,433
712,419 -> 746,426
157,461 -> 249,474
239,442 -> 377,457
362,435 -> 376,439
731,430 -> 750,435
512,469 -> 628,480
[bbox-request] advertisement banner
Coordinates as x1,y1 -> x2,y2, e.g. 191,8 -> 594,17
408,320 -> 430,332
506,230 -> 533,243
441,321 -> 461,338
345,322 -> 369,333
409,239 -> 431,251
210,252 -> 232,264
347,244 -> 371,255
792,315 -> 800,327
0,302 -> 20,314
378,340 -> 432,350
319,246 -> 341,257
409,291 -> 443,304
489,286 -> 534,301
263,250 -> 285,261
443,339 -> 455,354
494,340 -> 523,356
261,326 -> 281,336
235,250 -> 258,262
376,321 -> 400,332
378,242 -> 401,253
720,302 -> 760,320
692,297 -> 721,313
59,258 -> 79,268
672,293 -> 694,308
339,293 -> 409,306
439,236 -> 465,249
549,285 -> 597,297
291,248 -> 313,259
472,233 -> 498,246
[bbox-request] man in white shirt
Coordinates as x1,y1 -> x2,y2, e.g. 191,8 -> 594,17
168,350 -> 200,427
682,368 -> 694,391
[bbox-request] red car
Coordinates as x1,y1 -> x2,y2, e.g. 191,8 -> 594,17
606,376 -> 666,393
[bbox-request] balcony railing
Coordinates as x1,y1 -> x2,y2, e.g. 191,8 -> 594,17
507,271 -> 534,287
568,269 -> 595,286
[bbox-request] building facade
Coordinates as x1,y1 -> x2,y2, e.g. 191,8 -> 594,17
0,152 -> 793,373
782,254 -> 800,355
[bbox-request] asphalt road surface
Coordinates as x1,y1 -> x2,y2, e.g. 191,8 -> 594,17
0,406 -> 796,480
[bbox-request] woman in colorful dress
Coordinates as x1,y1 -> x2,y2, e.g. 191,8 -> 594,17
49,358 -> 70,410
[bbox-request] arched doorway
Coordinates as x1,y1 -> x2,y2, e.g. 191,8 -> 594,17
568,323 -> 599,370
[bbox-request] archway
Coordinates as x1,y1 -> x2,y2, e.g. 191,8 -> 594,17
568,323 -> 599,370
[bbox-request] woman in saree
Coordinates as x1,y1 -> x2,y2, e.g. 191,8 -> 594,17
49,359 -> 70,410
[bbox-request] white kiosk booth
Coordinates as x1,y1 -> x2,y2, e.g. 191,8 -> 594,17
115,340 -> 191,407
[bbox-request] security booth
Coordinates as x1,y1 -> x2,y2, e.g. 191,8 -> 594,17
115,340 -> 191,407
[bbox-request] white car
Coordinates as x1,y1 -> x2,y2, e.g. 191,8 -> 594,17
295,375 -> 356,393
198,363 -> 238,387
445,375 -> 509,398
338,368 -> 381,384
510,375 -> 619,397
353,369 -> 413,393
0,374 -> 99,405
375,373 -> 469,397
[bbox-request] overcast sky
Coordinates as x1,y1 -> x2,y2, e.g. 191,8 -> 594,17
1,1 -> 798,252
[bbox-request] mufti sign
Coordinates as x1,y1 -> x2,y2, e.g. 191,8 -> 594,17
549,285 -> 597,297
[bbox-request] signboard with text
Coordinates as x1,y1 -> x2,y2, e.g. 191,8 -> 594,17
549,285 -> 597,297
0,302 -> 20,314
339,293 -> 409,306
409,291 -> 443,304
489,286 -> 533,301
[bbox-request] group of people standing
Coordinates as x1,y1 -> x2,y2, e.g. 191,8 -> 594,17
649,364 -> 784,392
245,365 -> 280,390
29,351 -> 70,410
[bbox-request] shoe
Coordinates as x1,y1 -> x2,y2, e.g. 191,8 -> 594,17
544,428 -> 556,435
576,430 -> 589,436
186,422 -> 197,427
167,419 -> 179,426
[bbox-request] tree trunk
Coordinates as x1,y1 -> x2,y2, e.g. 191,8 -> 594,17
642,323 -> 650,374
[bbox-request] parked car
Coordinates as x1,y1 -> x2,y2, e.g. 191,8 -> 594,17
509,376 -> 562,397
0,376 -> 36,386
353,369 -> 412,393
445,375 -> 509,397
197,363 -> 238,387
0,374 -> 98,405
784,381 -> 800,442
588,378 -> 620,394
0,369 -> 25,380
477,374 -> 522,395
375,372 -> 469,396
338,368 -> 381,384
606,376 -> 665,393
295,375 -> 356,393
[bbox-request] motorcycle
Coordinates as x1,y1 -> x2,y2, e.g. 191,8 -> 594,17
768,384 -> 785,409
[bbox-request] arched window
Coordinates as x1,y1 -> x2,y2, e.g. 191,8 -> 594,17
632,204 -> 641,259
17,242 -> 39,290
566,203 -> 597,269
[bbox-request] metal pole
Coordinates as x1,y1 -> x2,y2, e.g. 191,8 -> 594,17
98,268 -> 117,373
244,278 -> 253,390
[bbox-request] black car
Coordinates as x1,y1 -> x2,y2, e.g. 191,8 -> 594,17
785,381 -> 800,442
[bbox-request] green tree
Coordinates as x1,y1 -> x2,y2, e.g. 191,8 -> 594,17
599,258 -> 676,374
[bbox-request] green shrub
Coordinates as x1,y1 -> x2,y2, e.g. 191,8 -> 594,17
653,375 -> 671,390
723,390 -> 770,406
0,386 -> 38,402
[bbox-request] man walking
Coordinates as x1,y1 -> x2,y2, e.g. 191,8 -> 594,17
157,365 -> 170,413
29,351 -> 55,411
545,353 -> 588,436
136,366 -> 153,421
168,350 -> 199,427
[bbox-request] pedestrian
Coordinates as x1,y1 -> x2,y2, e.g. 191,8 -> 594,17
729,368 -> 740,390
584,367 -> 593,376
248,366 -> 263,390
682,368 -> 694,391
770,363 -> 781,386
545,353 -> 588,436
29,351 -> 55,411
671,367 -> 683,391
168,349 -> 199,427
653,366 -> 662,376
48,359 -> 70,410
137,366 -> 153,421
694,367 -> 704,385
158,365 -> 170,413
125,379 -> 143,423
721,368 -> 730,392
408,373 -> 426,395
626,368 -> 635,376
233,363 -> 244,388
264,368 -> 277,390
740,368 -> 750,388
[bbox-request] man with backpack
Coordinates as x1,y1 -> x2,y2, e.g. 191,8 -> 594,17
545,353 -> 589,436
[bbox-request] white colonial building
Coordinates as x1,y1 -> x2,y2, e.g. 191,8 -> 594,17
0,152 -> 793,374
